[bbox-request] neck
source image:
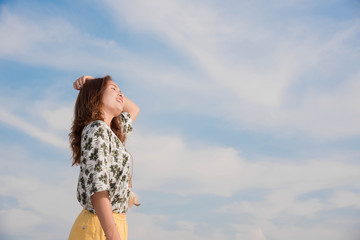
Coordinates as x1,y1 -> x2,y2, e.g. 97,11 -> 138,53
102,111 -> 113,127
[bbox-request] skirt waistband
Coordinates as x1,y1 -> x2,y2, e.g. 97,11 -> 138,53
81,208 -> 127,221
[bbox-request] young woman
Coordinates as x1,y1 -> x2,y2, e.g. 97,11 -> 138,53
68,75 -> 140,240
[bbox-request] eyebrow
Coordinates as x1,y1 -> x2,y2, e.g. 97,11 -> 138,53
109,83 -> 120,91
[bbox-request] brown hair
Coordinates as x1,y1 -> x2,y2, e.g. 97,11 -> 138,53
69,75 -> 127,166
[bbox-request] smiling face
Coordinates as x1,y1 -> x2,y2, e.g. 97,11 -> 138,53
101,81 -> 124,119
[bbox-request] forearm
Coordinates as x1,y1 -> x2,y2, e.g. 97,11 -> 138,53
91,191 -> 121,240
123,96 -> 140,121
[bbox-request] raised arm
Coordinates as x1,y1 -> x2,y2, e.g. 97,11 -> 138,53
123,96 -> 140,122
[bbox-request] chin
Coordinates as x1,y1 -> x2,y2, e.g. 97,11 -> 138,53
116,108 -> 124,116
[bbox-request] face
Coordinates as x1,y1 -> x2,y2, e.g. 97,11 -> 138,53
101,81 -> 124,119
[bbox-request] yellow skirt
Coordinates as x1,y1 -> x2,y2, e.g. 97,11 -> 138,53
68,209 -> 128,240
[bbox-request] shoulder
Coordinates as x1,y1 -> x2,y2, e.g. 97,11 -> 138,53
83,120 -> 107,131
120,112 -> 133,134
83,120 -> 109,138
120,112 -> 132,124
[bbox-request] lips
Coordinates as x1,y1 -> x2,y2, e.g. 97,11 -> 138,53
116,98 -> 123,104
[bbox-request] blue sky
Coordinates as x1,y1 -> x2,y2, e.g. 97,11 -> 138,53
0,0 -> 360,239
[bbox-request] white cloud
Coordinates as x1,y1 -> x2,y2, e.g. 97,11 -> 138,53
2,2 -> 360,139
125,129 -> 360,239
232,224 -> 267,240
5,93 -> 359,200
127,212 -> 230,240
0,209 -> 44,235
0,145 -> 231,240
329,190 -> 360,209
40,105 -> 73,132
128,128 -> 360,197
0,153 -> 80,239
0,121 -> 359,239
104,0 -> 360,139
0,6 -> 129,71
127,131 -> 244,196
0,107 -> 68,149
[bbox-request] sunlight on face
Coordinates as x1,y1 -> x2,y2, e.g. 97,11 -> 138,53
101,81 -> 124,119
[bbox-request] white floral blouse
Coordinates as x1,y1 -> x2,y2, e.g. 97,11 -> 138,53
76,112 -> 133,214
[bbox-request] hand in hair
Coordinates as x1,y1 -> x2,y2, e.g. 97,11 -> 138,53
73,75 -> 94,90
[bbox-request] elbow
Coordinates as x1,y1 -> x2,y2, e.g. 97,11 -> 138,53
129,105 -> 140,122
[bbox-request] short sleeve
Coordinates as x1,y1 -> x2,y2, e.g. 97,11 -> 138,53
120,112 -> 133,135
82,121 -> 111,197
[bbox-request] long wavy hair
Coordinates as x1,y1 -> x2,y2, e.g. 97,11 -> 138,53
69,75 -> 127,166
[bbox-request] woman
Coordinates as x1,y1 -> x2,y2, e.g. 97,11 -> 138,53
68,75 -> 140,240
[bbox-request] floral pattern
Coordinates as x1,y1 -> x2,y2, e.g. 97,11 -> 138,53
76,112 -> 133,214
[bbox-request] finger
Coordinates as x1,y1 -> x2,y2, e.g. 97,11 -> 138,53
74,75 -> 94,90
74,80 -> 80,90
82,75 -> 94,83
73,81 -> 80,90
74,77 -> 79,86
80,75 -> 94,86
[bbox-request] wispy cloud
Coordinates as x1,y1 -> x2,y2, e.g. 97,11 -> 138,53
2,2 -> 359,139
0,108 -> 67,149
126,129 -> 360,239
0,6 -> 129,71
0,144 -> 78,239
129,129 -> 360,194
2,127 -> 359,239
104,0 -> 360,139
